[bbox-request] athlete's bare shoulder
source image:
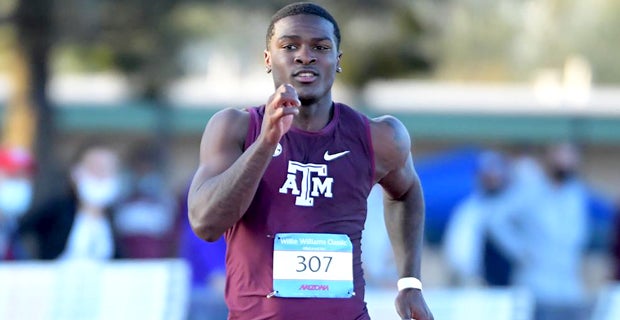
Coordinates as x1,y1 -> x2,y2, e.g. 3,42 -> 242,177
199,107 -> 252,162
206,107 -> 251,134
369,115 -> 412,182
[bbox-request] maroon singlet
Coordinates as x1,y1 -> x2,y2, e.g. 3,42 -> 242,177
224,103 -> 375,320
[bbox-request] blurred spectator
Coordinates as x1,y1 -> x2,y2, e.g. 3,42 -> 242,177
19,142 -> 123,260
493,142 -> 589,320
114,142 -> 177,259
443,150 -> 514,286
178,185 -> 227,320
0,147 -> 34,260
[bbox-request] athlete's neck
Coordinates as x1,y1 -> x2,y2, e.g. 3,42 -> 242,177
294,95 -> 334,132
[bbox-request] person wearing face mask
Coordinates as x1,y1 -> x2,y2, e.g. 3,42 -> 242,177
0,147 -> 34,260
19,142 -> 123,260
490,142 -> 590,320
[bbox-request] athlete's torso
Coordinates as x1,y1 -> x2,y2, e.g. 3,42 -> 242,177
224,103 -> 374,320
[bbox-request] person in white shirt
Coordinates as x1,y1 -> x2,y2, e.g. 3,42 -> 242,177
19,142 -> 123,261
61,144 -> 122,260
492,143 -> 589,320
443,150 -> 514,286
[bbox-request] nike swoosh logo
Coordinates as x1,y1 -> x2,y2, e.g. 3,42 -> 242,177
323,150 -> 350,161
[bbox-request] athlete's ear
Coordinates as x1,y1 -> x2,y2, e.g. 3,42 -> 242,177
336,51 -> 343,71
264,49 -> 271,71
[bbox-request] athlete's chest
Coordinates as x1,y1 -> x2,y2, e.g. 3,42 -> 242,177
262,130 -> 370,209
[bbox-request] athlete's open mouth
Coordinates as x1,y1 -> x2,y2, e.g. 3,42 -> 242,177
293,69 -> 318,83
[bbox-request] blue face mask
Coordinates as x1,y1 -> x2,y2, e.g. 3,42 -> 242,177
0,178 -> 33,218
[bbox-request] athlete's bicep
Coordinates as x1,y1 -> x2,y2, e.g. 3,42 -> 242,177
380,154 -> 418,201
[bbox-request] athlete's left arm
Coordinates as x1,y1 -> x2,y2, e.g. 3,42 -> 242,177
371,116 -> 434,320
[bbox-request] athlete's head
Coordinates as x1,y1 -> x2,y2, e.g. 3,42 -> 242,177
264,2 -> 342,105
266,2 -> 341,50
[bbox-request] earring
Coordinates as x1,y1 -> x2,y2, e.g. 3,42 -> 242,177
336,66 -> 342,73
266,66 -> 272,74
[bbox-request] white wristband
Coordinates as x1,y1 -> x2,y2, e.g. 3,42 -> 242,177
397,277 -> 423,291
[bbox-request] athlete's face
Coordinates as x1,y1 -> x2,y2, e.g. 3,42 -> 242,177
265,14 -> 342,105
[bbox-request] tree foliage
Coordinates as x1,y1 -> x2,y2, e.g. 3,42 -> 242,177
46,0 -> 435,90
6,0 -> 619,92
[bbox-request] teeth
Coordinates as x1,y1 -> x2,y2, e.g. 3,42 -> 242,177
298,72 -> 314,77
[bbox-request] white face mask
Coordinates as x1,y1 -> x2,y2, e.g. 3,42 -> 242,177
0,178 -> 33,218
76,175 -> 120,208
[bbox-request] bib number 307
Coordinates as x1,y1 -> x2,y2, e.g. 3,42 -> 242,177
296,255 -> 332,273
272,233 -> 354,298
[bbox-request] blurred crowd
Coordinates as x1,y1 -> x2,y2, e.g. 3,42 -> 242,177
362,142 -> 620,320
1,141 -> 619,320
442,143 -> 590,320
0,141 -> 227,319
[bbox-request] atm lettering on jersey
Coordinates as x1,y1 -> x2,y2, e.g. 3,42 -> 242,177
278,161 -> 334,207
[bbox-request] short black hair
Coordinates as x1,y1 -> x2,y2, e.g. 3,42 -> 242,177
266,2 -> 341,49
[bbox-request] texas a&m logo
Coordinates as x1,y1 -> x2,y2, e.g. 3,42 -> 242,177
278,161 -> 334,207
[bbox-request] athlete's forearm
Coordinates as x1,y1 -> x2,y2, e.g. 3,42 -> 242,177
384,180 -> 425,279
188,138 -> 276,241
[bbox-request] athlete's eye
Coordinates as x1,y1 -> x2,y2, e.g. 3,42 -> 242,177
283,44 -> 298,50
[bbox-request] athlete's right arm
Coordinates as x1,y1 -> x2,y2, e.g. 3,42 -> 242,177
187,84 -> 300,242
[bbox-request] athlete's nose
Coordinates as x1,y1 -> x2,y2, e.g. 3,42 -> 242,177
294,46 -> 316,65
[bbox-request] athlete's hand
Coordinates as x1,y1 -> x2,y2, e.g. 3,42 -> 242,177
395,289 -> 433,320
260,84 -> 300,145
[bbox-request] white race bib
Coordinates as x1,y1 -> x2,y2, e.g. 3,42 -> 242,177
272,233 -> 354,298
